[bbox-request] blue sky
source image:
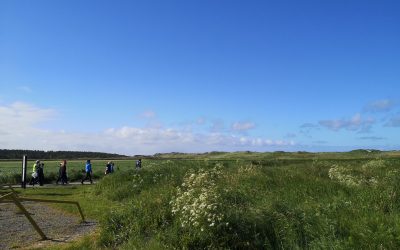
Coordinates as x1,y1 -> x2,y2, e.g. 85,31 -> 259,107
1,0 -> 399,155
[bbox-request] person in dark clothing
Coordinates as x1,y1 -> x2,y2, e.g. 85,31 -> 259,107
111,161 -> 115,172
57,160 -> 68,184
61,160 -> 68,184
37,163 -> 44,186
105,161 -> 112,175
81,160 -> 93,184
136,159 -> 142,169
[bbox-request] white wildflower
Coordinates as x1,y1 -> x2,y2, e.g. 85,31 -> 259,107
169,166 -> 226,232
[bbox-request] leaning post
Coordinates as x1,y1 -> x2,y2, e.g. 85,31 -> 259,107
21,155 -> 28,189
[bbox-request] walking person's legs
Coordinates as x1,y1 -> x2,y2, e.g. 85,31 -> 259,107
39,169 -> 44,186
56,169 -> 62,184
63,171 -> 68,184
81,172 -> 90,184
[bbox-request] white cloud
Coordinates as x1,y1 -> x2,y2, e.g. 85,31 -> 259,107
319,113 -> 374,132
231,121 -> 256,132
101,128 -> 295,154
0,102 -> 55,132
0,102 -> 57,149
0,102 -> 295,155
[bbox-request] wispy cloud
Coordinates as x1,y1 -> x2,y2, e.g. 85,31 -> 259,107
385,114 -> 400,127
196,117 -> 206,125
138,110 -> 163,128
319,113 -> 374,132
231,121 -> 255,132
313,140 -> 328,144
300,123 -> 319,128
140,110 -> 156,119
299,123 -> 319,138
363,99 -> 395,113
210,119 -> 225,133
17,86 -> 32,93
357,136 -> 386,141
285,133 -> 296,138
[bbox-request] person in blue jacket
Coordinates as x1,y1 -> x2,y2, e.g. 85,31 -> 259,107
81,160 -> 93,184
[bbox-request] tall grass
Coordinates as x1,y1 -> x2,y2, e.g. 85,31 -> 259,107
90,157 -> 400,249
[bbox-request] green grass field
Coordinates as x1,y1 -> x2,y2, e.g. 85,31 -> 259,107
2,151 -> 400,249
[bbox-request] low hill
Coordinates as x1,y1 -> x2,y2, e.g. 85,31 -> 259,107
152,149 -> 397,160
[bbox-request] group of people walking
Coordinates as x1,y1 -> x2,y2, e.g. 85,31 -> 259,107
29,160 -> 45,186
29,159 -> 94,185
29,159 -> 142,186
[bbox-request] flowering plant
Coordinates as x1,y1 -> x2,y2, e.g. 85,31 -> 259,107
170,165 -> 227,233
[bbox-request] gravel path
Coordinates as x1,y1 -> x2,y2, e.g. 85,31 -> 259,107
0,201 -> 97,249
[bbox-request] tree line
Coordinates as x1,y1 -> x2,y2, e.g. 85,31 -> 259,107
0,149 -> 127,160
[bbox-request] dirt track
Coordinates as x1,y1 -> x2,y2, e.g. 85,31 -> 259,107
0,201 -> 96,249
